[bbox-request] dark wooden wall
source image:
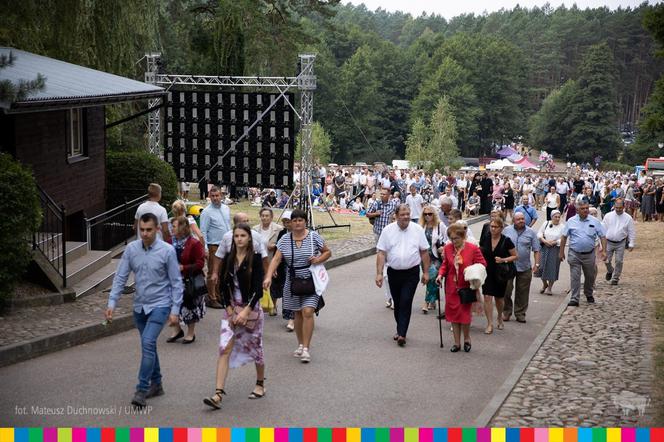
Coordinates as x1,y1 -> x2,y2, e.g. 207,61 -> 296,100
3,106 -> 107,220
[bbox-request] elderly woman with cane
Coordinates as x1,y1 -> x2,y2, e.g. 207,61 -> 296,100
436,224 -> 487,352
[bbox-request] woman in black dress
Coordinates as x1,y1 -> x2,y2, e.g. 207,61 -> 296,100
656,179 -> 664,222
479,173 -> 493,214
479,217 -> 517,334
503,182 -> 515,222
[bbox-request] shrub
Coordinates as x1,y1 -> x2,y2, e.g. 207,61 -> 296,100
0,153 -> 41,310
601,161 -> 633,173
106,150 -> 178,209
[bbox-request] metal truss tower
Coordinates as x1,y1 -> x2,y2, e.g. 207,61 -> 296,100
145,53 -> 162,156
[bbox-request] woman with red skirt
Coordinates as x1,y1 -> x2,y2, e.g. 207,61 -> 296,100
437,223 -> 487,352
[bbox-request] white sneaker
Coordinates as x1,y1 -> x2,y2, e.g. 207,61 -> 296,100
293,344 -> 304,357
300,348 -> 311,363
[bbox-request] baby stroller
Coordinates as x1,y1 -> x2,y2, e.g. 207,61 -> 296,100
492,195 -> 505,212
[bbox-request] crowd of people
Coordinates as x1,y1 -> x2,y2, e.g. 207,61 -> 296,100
105,161 -> 651,410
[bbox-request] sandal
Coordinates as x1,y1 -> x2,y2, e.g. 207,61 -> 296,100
497,321 -> 504,330
464,342 -> 472,352
484,325 -> 493,335
450,345 -> 461,353
421,306 -> 428,314
248,379 -> 265,399
203,388 -> 226,410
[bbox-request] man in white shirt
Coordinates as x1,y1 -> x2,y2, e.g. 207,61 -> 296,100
601,198 -> 636,286
134,183 -> 170,242
405,184 -> 424,223
211,212 -> 269,282
456,174 -> 468,211
375,204 -> 430,346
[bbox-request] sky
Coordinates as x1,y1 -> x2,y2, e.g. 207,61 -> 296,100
345,0 -> 650,19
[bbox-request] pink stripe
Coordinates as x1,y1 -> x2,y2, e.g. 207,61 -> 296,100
187,428 -> 201,442
476,428 -> 491,442
390,428 -> 404,442
73,428 -> 86,442
622,428 -> 636,442
130,429 -> 144,442
44,428 -> 58,442
275,429 -> 289,442
419,428 -> 433,442
534,428 -> 548,442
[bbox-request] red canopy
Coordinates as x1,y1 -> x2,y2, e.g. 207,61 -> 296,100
515,157 -> 539,169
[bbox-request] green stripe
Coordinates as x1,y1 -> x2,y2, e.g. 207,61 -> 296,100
317,429 -> 332,442
245,428 -> 259,442
28,428 -> 42,442
375,428 -> 389,442
57,429 -> 72,442
462,428 -> 476,442
592,428 -> 606,442
404,429 -> 418,442
115,428 -> 130,442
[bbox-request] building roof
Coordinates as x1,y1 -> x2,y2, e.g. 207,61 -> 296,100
1,47 -> 164,112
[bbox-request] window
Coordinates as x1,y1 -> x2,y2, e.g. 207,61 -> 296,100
67,108 -> 86,159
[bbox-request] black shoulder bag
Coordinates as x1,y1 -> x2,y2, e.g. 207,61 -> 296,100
183,269 -> 207,309
494,236 -> 516,283
289,234 -> 316,297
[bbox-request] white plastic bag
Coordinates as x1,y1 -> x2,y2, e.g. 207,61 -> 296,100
310,237 -> 329,295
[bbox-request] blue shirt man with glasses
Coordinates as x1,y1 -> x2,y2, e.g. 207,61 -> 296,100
559,198 -> 606,307
106,213 -> 183,408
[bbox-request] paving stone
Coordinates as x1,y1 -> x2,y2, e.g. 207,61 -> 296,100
490,279 -> 656,426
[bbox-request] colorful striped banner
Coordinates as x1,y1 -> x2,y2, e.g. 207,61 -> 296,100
1,428 -> 664,442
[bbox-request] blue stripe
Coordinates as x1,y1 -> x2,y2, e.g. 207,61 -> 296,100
432,428 -> 447,442
506,428 -> 520,442
86,429 -> 101,442
14,429 -> 29,442
158,429 -> 173,442
288,429 -> 303,442
578,428 -> 593,442
231,429 -> 246,442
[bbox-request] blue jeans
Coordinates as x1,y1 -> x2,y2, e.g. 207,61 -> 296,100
133,306 -> 170,392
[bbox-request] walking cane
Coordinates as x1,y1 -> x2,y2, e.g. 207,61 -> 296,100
436,290 -> 444,348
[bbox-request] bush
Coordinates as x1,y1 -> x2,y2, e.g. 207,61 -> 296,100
0,153 -> 41,310
601,161 -> 633,173
106,150 -> 179,209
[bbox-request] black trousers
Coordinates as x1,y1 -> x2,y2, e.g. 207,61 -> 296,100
387,266 -> 420,338
558,193 -> 567,211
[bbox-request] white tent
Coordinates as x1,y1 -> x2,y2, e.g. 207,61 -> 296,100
486,159 -> 516,170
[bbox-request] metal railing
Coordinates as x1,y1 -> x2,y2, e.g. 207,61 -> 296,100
33,185 -> 67,288
85,194 -> 148,251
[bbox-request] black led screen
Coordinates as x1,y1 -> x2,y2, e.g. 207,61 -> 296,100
164,90 -> 296,188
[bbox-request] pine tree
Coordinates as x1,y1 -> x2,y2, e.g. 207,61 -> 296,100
428,96 -> 461,171
563,43 -> 622,161
405,119 -> 429,167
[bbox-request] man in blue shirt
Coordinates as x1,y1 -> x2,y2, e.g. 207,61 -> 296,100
106,213 -> 183,408
560,199 -> 607,307
199,186 -> 231,308
514,195 -> 538,227
503,212 -> 541,323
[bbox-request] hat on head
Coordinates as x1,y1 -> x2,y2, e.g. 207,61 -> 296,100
281,210 -> 292,220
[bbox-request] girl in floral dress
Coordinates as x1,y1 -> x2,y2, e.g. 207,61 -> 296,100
203,223 -> 265,410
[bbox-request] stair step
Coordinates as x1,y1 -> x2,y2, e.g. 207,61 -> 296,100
49,241 -> 88,265
66,250 -> 113,286
72,259 -> 135,299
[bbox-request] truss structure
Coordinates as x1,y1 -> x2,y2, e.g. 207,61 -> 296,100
144,53 -> 319,218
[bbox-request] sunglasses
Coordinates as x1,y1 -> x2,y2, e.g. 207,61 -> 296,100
423,213 -> 434,216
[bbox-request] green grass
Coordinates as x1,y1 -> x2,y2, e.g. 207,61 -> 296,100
216,200 -> 374,242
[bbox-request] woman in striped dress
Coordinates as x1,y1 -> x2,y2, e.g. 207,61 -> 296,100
264,209 -> 331,363
535,210 -> 564,295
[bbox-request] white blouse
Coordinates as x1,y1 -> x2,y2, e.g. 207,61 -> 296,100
537,221 -> 564,246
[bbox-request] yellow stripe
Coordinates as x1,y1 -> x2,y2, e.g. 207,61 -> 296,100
58,428 -> 72,442
259,429 -> 273,442
606,428 -> 621,442
201,428 -> 217,442
0,428 -> 14,442
144,428 -> 159,442
491,428 -> 506,442
549,428 -> 564,442
346,428 -> 361,442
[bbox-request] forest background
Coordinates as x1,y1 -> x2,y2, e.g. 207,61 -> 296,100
2,0 -> 664,167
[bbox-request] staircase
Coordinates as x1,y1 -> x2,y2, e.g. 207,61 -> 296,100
29,187 -> 143,305
33,239 -> 129,301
